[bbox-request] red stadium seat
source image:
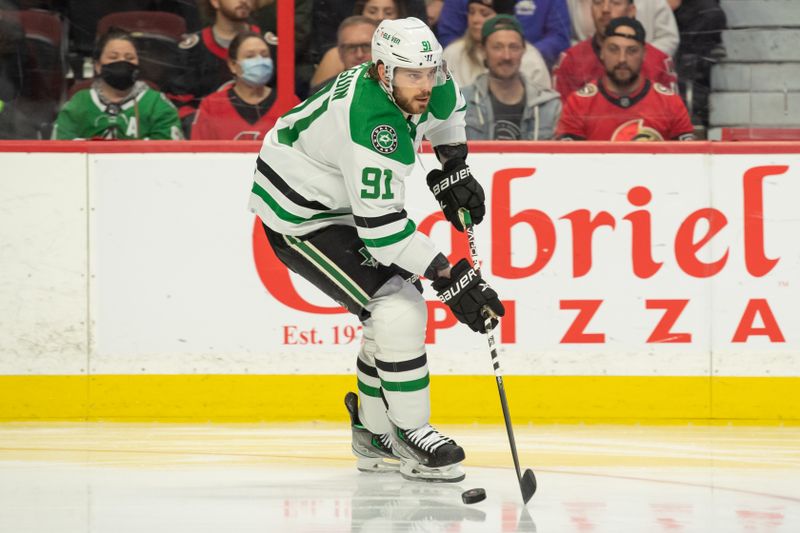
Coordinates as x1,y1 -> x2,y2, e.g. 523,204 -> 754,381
713,128 -> 800,141
97,10 -> 186,41
15,9 -> 67,132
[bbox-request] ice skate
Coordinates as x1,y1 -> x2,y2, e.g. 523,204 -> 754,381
344,392 -> 400,473
391,424 -> 466,483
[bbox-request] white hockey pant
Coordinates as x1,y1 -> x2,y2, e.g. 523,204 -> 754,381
356,276 -> 429,434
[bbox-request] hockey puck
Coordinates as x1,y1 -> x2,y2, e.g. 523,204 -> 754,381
461,488 -> 486,504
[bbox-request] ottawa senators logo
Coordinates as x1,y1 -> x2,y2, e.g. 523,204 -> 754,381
611,119 -> 664,141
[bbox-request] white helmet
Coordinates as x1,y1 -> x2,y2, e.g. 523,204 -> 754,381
371,17 -> 447,88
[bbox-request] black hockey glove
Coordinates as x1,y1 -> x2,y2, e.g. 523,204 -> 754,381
426,158 -> 485,232
432,259 -> 504,333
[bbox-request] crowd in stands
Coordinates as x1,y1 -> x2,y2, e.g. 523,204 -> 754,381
0,0 -> 731,141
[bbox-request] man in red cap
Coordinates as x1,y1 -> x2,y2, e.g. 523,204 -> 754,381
556,17 -> 694,141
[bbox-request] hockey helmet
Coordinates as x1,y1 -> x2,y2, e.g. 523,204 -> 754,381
371,17 -> 447,88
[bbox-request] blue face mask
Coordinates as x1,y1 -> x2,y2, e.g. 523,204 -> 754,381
239,57 -> 274,86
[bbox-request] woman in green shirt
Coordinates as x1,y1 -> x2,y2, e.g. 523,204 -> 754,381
53,28 -> 184,140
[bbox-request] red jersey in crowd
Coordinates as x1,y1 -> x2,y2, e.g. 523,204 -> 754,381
169,25 -> 263,118
553,37 -> 677,100
190,84 -> 298,140
556,79 -> 695,141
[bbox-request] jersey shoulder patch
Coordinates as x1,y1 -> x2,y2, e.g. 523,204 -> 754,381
350,75 -> 414,165
178,32 -> 199,50
576,82 -> 598,97
654,82 -> 675,96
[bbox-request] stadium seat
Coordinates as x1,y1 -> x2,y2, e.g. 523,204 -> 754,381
94,11 -> 186,92
0,11 -> 25,100
96,10 -> 186,41
66,0 -> 152,58
13,9 -> 67,137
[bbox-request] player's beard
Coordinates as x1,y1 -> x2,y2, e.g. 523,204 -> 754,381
219,1 -> 251,22
393,88 -> 432,115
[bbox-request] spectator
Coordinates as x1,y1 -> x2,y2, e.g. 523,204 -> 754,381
556,17 -> 693,140
191,31 -> 299,140
310,0 -> 408,89
171,0 -> 261,118
52,29 -> 183,140
670,0 -> 727,126
427,0 -> 445,33
443,0 -> 550,90
463,15 -> 561,140
553,0 -> 676,100
310,0 -> 426,69
309,16 -> 380,93
567,0 -> 680,57
437,0 -> 571,67
670,0 -> 725,58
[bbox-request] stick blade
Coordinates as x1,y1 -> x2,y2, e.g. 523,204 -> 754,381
521,468 -> 537,504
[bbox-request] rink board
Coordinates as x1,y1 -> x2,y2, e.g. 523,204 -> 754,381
1,141 -> 799,421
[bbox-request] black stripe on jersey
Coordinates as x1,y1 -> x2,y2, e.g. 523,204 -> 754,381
353,210 -> 408,229
257,157 -> 330,211
357,357 -> 379,378
375,353 -> 428,373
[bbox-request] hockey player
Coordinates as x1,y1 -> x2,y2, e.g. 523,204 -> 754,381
556,17 -> 694,141
249,17 -> 504,482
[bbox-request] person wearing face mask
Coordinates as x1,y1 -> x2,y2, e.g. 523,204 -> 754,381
169,0 -> 265,124
191,32 -> 298,140
52,29 -> 183,140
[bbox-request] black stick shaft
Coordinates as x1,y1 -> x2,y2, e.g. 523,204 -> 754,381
463,213 -> 528,500
485,315 -> 524,488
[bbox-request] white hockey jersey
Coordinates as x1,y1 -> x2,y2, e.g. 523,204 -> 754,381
248,62 -> 467,276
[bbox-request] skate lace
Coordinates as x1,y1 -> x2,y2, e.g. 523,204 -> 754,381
379,433 -> 393,450
405,424 -> 453,453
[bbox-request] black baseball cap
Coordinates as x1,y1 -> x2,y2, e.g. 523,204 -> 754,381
467,0 -> 516,15
604,16 -> 646,44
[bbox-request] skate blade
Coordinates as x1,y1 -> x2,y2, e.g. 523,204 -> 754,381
400,461 -> 465,483
356,456 -> 400,473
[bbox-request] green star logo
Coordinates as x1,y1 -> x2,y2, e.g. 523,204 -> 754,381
371,125 -> 398,154
358,247 -> 379,268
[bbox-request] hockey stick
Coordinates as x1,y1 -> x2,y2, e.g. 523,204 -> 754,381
459,209 -> 537,505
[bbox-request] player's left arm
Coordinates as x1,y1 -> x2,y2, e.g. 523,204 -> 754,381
423,75 -> 485,232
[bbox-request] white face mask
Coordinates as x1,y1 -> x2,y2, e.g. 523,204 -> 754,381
239,57 -> 274,86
